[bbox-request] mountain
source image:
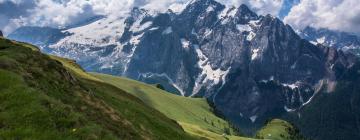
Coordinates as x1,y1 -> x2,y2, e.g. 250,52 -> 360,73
0,30 -> 3,37
0,36 -> 305,140
7,26 -> 70,52
299,26 -> 360,56
7,0 -> 360,139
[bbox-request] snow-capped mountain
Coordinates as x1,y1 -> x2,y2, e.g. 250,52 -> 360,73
299,26 -> 360,56
7,0 -> 360,139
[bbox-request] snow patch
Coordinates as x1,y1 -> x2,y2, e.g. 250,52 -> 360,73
270,76 -> 274,81
237,24 -> 252,32
282,83 -> 298,90
247,31 -> 256,41
162,27 -> 173,35
61,17 -> 125,46
149,27 -> 159,31
249,19 -> 261,27
131,21 -> 152,33
195,45 -> 229,84
219,7 -> 237,24
206,5 -> 215,13
284,106 -> 296,112
123,33 -> 144,72
180,39 -> 190,49
250,115 -> 257,123
310,41 -> 317,45
218,7 -> 229,19
227,7 -> 237,17
204,29 -> 212,37
291,61 -> 297,69
191,45 -> 230,96
316,36 -> 326,44
100,60 -> 116,69
191,28 -> 198,36
251,48 -> 260,60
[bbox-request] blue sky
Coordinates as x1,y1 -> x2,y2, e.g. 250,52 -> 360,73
0,0 -> 359,35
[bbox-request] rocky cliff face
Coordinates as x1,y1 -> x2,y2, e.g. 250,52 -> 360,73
7,0 -> 360,139
0,30 -> 3,37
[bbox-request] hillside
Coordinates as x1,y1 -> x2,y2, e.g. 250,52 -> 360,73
256,119 -> 305,140
91,73 -> 246,140
0,37 -> 197,140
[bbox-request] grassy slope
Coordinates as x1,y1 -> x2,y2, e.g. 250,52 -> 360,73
255,119 -> 305,140
0,37 -> 197,140
91,73 -> 256,140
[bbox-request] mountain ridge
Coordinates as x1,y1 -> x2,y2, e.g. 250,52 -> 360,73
299,26 -> 360,56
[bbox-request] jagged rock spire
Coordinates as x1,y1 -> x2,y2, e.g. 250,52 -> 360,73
234,4 -> 258,24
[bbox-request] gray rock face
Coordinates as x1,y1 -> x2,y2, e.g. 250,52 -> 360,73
7,0 -> 360,139
0,30 -> 3,37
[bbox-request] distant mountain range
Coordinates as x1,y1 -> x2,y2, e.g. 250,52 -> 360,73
7,0 -> 360,139
299,26 -> 360,56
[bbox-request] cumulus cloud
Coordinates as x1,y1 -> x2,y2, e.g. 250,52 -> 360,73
0,0 -> 137,34
284,0 -> 360,34
0,0 -> 285,35
0,0 -> 36,33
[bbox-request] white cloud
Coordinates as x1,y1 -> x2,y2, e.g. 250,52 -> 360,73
1,0 -> 284,35
284,0 -> 360,34
0,0 -> 136,34
18,0 -> 138,27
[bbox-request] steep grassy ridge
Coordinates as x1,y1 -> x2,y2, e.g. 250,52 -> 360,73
0,37 -> 196,140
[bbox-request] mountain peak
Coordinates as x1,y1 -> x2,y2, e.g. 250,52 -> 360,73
234,4 -> 258,24
130,7 -> 149,17
184,0 -> 224,13
0,30 -> 3,37
238,4 -> 251,11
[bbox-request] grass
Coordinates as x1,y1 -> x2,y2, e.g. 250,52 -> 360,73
255,119 -> 304,140
179,122 -> 258,140
91,73 -> 255,140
